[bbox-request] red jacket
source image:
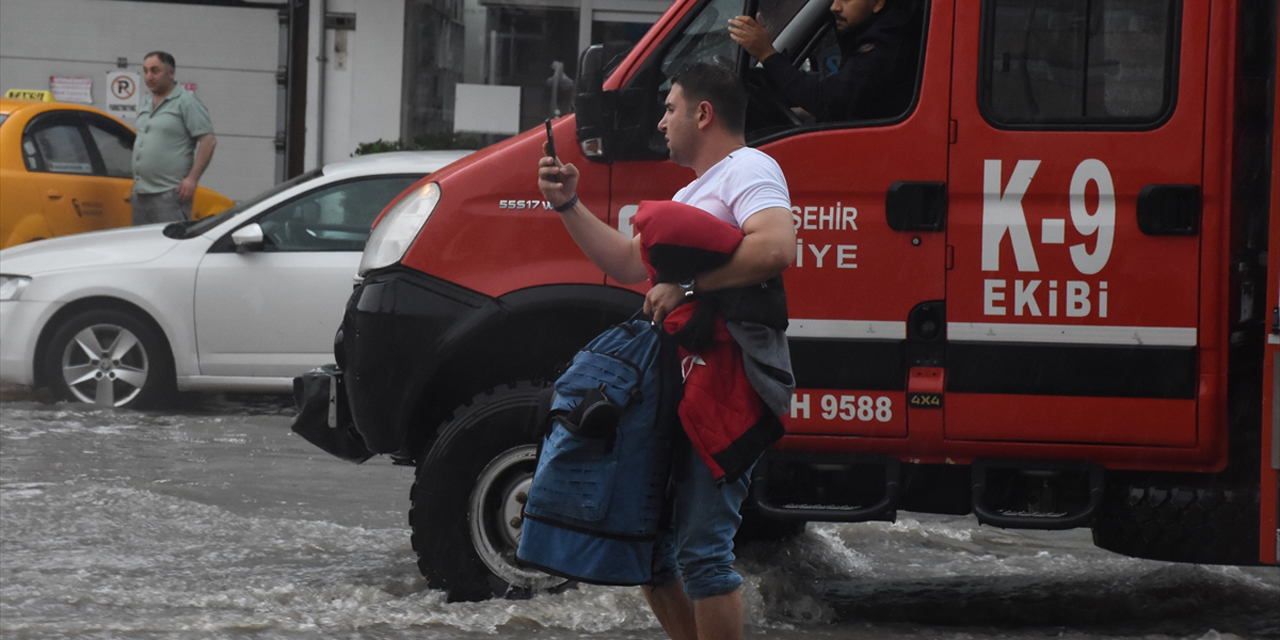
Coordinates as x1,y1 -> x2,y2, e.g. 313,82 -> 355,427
663,303 -> 779,481
637,200 -> 787,481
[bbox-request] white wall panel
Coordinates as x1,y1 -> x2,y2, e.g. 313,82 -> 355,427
0,0 -> 281,201
305,0 -> 404,168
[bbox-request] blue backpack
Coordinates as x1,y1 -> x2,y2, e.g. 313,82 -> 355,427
517,318 -> 679,585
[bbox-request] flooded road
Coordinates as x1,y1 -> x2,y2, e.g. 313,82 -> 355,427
2,391 -> 1277,640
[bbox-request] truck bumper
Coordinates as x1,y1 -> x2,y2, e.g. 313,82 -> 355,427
339,268 -> 499,454
290,364 -> 374,463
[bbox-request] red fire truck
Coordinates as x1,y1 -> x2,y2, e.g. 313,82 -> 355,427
300,0 -> 1279,601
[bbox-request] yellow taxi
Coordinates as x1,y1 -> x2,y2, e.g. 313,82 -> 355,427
0,91 -> 234,249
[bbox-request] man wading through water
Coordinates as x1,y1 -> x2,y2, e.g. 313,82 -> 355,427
537,62 -> 796,640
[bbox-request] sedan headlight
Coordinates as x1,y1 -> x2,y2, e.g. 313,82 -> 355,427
359,182 -> 441,275
0,275 -> 31,301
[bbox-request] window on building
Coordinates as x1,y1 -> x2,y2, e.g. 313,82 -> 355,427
401,0 -> 657,145
592,19 -> 652,71
981,0 -> 1179,127
402,0 -> 466,145
488,6 -> 580,129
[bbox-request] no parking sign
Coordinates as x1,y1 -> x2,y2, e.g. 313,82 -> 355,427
106,71 -> 139,119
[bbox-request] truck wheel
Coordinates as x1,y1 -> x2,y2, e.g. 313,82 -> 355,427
1091,480 -> 1261,565
409,382 -> 570,602
41,308 -> 175,408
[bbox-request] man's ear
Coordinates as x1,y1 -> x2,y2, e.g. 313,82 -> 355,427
695,100 -> 714,130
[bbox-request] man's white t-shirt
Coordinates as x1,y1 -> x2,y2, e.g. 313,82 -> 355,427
672,147 -> 791,229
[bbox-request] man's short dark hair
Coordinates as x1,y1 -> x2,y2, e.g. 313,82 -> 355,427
671,62 -> 747,135
144,51 -> 176,70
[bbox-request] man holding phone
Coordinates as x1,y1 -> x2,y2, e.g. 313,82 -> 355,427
537,62 -> 795,640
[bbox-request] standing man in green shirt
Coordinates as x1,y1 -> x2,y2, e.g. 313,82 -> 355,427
131,51 -> 217,225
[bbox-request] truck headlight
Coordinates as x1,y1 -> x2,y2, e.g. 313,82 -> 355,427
0,275 -> 31,301
359,182 -> 441,275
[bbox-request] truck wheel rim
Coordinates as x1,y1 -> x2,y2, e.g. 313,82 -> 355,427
60,323 -> 149,407
468,444 -> 567,592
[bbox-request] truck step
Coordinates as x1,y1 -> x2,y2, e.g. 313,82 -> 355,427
971,459 -> 1104,530
751,453 -> 900,522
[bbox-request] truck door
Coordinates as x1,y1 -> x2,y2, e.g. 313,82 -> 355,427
945,0 -> 1208,448
606,0 -> 952,440
1262,26 -> 1280,564
763,1 -> 951,441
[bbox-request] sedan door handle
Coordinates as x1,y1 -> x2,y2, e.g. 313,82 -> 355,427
46,190 -> 63,200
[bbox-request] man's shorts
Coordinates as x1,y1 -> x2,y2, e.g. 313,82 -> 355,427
650,436 -> 754,600
131,187 -> 192,226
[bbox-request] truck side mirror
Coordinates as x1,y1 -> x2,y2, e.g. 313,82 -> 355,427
574,44 -> 612,162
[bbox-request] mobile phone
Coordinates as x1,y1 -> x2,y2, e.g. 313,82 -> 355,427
544,118 -> 556,162
544,118 -> 561,184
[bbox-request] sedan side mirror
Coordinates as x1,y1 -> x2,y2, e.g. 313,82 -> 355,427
231,223 -> 265,253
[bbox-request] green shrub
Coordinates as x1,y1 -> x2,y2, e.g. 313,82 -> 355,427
353,132 -> 493,156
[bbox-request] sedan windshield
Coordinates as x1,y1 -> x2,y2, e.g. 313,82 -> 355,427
164,168 -> 323,239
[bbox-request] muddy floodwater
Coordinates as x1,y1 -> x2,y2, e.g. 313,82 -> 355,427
1,390 -> 1277,639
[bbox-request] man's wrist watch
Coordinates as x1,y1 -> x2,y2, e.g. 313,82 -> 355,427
679,278 -> 696,298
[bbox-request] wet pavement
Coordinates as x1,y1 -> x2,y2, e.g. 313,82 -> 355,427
1,388 -> 1277,639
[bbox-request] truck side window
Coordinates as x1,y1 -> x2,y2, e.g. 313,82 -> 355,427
654,0 -> 925,137
981,0 -> 1178,126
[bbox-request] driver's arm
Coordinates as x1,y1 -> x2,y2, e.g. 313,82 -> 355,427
729,14 -> 908,122
728,15 -> 778,61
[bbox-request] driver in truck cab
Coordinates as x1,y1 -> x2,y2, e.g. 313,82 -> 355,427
728,0 -> 922,121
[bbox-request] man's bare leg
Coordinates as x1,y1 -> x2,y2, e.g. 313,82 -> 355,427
694,589 -> 743,640
642,582 -> 697,640
643,583 -> 743,640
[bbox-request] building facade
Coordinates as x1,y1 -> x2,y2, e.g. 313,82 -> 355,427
0,0 -> 666,199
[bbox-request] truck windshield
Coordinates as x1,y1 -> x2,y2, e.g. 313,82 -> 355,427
659,0 -> 815,80
659,0 -> 747,79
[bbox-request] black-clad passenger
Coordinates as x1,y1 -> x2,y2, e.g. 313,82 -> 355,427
729,0 -> 922,122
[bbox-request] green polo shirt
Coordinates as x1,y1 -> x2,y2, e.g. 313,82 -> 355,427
131,85 -> 214,194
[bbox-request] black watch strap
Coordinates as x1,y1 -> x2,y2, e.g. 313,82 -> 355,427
553,194 -> 579,212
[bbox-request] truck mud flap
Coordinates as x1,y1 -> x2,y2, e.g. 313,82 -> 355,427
291,364 -> 375,463
750,453 -> 900,522
971,459 -> 1104,530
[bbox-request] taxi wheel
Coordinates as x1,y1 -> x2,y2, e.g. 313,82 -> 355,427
41,308 -> 175,409
408,381 -> 570,602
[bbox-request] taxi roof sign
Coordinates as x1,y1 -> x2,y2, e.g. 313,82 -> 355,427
5,89 -> 55,101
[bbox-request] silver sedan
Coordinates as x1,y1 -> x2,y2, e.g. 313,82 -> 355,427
0,150 -> 470,407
